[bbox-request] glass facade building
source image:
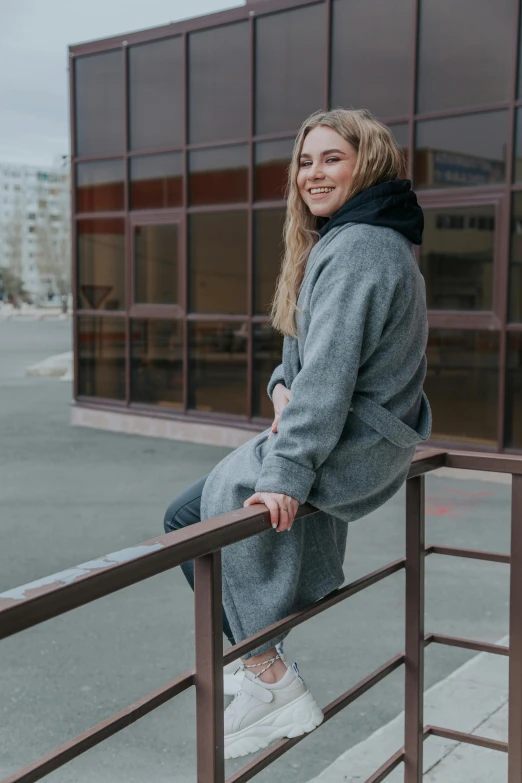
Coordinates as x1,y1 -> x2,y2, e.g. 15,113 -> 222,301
70,0 -> 522,453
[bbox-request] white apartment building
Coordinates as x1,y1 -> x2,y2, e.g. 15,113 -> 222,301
0,159 -> 71,301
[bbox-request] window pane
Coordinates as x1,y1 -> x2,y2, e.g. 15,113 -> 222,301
506,333 -> 522,449
254,209 -> 285,315
514,108 -> 522,183
75,51 -> 124,157
78,316 -> 126,400
420,206 -> 495,311
509,193 -> 522,321
189,23 -> 249,145
254,139 -> 293,202
188,212 -> 248,314
131,319 -> 183,407
415,112 -> 508,189
130,153 -> 183,210
253,324 -> 283,419
188,321 -> 248,416
189,146 -> 248,206
417,0 -> 516,113
425,329 -> 499,445
331,0 -> 412,118
135,224 -> 179,305
255,5 -> 326,135
129,37 -> 184,151
78,219 -> 125,310
76,160 -> 124,213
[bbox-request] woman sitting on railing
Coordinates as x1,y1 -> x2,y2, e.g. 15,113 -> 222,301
164,108 -> 432,760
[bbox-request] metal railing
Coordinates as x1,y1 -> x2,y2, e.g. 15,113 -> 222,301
1,448 -> 521,782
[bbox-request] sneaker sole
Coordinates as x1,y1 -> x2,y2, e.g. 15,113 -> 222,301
224,690 -> 324,759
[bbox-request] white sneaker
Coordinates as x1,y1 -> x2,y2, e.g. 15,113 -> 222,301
224,663 -> 324,759
223,644 -> 286,696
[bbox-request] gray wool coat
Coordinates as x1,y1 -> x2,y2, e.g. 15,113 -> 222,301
200,223 -> 432,656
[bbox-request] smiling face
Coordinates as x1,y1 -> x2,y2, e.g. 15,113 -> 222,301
297,125 -> 358,218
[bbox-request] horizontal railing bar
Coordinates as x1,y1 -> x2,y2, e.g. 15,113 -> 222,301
426,544 -> 510,564
425,633 -> 509,656
0,671 -> 195,783
223,559 -> 406,664
445,451 -> 522,475
426,724 -> 508,753
408,449 -> 447,477
226,653 -> 405,783
363,748 -> 405,783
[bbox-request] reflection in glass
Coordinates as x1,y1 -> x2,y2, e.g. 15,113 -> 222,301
254,209 -> 285,315
75,51 -> 124,157
189,23 -> 249,145
188,321 -> 248,415
131,319 -> 183,407
253,324 -> 284,419
78,316 -> 126,400
129,37 -> 184,151
332,0 -> 412,118
255,5 -> 326,135
418,0 -> 515,113
130,153 -> 183,210
188,212 -> 248,314
425,330 -> 499,445
506,333 -> 522,448
76,160 -> 124,213
415,112 -> 508,189
78,219 -> 125,310
254,140 -> 293,201
420,206 -> 495,311
135,224 -> 179,305
509,193 -> 522,321
189,146 -> 248,206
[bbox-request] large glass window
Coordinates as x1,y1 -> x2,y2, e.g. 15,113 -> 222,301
134,224 -> 179,305
417,0 -> 516,113
75,51 -> 124,157
509,194 -> 522,322
254,209 -> 285,315
255,5 -> 326,135
253,324 -> 284,419
77,219 -> 125,311
415,112 -> 508,189
254,140 -> 293,202
131,319 -> 183,407
331,0 -> 412,119
188,212 -> 248,315
129,37 -> 184,151
420,205 -> 495,311
505,333 -> 522,449
425,330 -> 500,446
189,146 -> 248,206
130,153 -> 183,210
188,321 -> 248,416
78,316 -> 126,400
76,160 -> 124,213
513,108 -> 522,183
188,23 -> 249,145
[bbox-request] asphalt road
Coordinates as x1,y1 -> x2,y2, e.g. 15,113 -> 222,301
0,318 -> 512,782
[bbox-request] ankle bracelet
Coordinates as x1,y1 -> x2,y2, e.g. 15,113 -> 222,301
243,653 -> 280,679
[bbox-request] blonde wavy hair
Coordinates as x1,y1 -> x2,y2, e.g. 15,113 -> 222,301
269,108 -> 407,337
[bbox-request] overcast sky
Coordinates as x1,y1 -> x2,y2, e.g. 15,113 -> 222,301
0,0 -> 244,169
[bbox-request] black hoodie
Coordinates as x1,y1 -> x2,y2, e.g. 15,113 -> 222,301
318,178 -> 423,245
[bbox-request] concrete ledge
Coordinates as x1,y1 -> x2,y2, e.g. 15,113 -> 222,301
71,405 -> 260,448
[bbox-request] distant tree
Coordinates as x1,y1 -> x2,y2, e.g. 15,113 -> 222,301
0,266 -> 26,301
34,187 -> 71,311
2,201 -> 25,304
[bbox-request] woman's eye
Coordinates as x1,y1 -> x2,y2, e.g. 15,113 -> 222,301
299,161 -> 311,167
326,157 -> 340,163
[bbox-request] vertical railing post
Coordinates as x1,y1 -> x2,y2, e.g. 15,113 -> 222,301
509,473 -> 522,783
404,475 -> 425,783
194,551 -> 224,783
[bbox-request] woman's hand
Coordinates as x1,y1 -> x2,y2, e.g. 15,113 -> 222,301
268,383 -> 292,438
243,491 -> 300,532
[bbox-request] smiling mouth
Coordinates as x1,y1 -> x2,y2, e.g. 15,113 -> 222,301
309,187 -> 334,195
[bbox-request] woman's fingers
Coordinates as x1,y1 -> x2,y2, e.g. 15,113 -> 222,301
243,493 -> 280,528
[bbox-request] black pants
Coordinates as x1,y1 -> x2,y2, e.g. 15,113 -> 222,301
163,473 -> 236,646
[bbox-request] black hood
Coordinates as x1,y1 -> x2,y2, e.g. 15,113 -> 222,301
318,179 -> 423,245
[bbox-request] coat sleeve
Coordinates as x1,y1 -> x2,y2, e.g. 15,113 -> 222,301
267,362 -> 286,401
254,239 -> 400,503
